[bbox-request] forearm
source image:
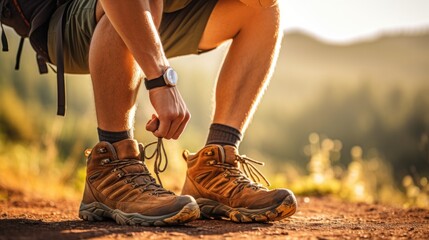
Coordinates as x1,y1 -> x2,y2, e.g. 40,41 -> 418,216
99,0 -> 168,79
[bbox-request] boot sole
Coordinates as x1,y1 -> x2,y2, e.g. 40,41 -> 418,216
79,201 -> 200,226
196,194 -> 297,223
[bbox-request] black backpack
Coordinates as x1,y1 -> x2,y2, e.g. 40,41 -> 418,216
1,0 -> 70,116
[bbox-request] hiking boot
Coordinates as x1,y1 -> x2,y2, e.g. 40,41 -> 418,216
79,139 -> 199,226
181,145 -> 297,222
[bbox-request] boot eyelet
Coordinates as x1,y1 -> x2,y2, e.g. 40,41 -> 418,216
207,160 -> 215,165
100,159 -> 110,165
223,173 -> 228,178
111,168 -> 117,173
205,151 -> 214,156
97,147 -> 108,154
117,173 -> 123,178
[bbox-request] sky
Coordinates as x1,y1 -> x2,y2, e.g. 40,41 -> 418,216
278,0 -> 429,43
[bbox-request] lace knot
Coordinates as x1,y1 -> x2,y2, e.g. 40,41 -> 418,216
236,155 -> 271,187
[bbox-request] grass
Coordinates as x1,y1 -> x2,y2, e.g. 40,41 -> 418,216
0,141 -> 82,201
280,133 -> 429,208
1,131 -> 428,209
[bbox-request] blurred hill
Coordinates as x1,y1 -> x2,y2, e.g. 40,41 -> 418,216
1,28 -> 428,199
172,30 -> 429,181
275,31 -> 429,102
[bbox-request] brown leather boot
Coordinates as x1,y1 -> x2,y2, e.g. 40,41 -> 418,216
79,139 -> 199,226
182,144 -> 297,222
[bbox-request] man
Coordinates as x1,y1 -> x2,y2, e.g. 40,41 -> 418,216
47,0 -> 297,226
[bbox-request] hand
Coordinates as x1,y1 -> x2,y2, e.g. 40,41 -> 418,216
146,86 -> 191,139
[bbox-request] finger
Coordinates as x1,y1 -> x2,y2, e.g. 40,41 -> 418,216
146,114 -> 160,133
154,118 -> 171,138
165,113 -> 185,139
172,112 -> 191,140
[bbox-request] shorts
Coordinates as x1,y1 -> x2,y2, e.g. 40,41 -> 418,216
47,0 -> 218,74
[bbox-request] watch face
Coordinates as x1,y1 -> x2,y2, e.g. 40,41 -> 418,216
165,68 -> 178,86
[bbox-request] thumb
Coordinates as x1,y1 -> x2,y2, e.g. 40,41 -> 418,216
146,114 -> 160,133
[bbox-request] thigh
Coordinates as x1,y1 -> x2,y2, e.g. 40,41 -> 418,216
198,0 -> 258,50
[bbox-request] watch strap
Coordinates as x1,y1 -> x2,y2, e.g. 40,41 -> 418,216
144,75 -> 166,90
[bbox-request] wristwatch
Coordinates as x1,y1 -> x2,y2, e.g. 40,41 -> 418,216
144,67 -> 178,90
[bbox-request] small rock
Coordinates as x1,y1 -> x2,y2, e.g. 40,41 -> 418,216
366,207 -> 376,212
316,237 -> 328,240
98,229 -> 110,234
169,233 -> 185,236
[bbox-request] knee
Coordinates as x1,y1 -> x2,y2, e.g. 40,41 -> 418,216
258,0 -> 278,8
95,1 -> 105,23
239,0 -> 278,8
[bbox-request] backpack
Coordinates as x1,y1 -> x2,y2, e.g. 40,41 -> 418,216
1,0 -> 70,116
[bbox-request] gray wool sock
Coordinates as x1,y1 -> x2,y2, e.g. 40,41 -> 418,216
206,123 -> 242,148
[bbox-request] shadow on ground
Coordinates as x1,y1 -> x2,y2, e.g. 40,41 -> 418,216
0,218 -> 274,239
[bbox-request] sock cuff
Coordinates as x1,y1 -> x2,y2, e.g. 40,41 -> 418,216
206,123 -> 242,148
97,127 -> 133,144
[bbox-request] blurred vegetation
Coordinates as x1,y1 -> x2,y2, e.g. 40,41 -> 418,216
0,27 -> 428,208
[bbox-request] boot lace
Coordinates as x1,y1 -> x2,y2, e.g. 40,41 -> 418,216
236,155 -> 271,187
209,152 -> 271,191
85,138 -> 171,195
142,138 -> 168,187
104,158 -> 171,195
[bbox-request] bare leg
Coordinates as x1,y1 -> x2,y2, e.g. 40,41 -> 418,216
182,1 -> 296,224
199,0 -> 282,133
80,2 -> 200,228
89,1 -> 163,132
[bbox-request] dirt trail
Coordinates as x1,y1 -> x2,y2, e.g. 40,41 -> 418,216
0,187 -> 428,240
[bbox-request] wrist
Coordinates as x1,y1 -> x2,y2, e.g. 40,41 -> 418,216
144,67 -> 178,90
144,65 -> 169,80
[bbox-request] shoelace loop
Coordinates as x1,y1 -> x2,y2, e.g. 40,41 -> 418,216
143,138 -> 168,187
236,155 -> 271,187
211,155 -> 271,190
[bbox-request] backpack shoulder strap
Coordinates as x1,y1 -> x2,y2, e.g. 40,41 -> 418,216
1,0 -> 9,51
1,25 -> 8,51
52,1 -> 70,116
